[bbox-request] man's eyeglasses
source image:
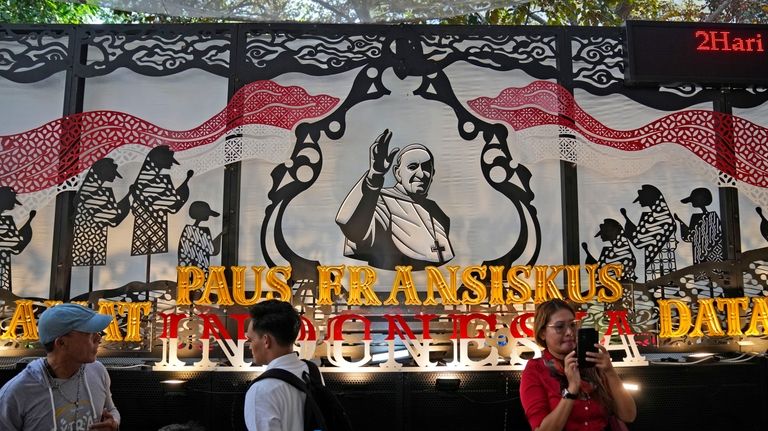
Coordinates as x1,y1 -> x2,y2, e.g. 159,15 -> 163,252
547,321 -> 578,334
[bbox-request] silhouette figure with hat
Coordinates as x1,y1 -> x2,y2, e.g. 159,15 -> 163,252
72,159 -> 131,269
582,218 -> 637,282
178,201 -> 221,276
620,184 -> 677,282
0,186 -> 35,292
674,188 -> 724,271
130,145 -> 193,258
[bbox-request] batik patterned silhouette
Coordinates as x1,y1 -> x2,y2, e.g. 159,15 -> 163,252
675,188 -> 724,269
130,146 -> 193,256
621,184 -> 677,282
178,201 -> 221,275
72,159 -> 131,266
582,218 -> 637,282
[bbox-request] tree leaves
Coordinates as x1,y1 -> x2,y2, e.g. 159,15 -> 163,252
1,0 -> 766,24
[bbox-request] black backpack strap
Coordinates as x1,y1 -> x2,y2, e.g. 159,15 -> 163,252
254,368 -> 308,393
300,360 -> 328,431
256,364 -> 326,431
301,359 -> 323,385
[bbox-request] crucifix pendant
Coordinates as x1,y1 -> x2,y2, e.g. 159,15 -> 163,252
431,239 -> 445,263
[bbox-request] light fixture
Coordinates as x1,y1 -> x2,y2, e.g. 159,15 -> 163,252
623,382 -> 640,391
686,352 -> 718,363
435,377 -> 460,392
160,379 -> 188,396
371,349 -> 410,363
688,352 -> 714,358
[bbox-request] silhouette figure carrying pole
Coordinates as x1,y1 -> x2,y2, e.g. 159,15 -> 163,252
130,146 -> 193,298
72,158 -> 131,292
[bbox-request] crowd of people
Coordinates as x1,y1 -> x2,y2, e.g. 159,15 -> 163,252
0,299 -> 636,431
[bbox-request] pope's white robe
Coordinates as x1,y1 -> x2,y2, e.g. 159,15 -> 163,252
336,175 -> 454,270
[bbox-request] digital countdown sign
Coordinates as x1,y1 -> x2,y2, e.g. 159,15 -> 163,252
624,20 -> 768,86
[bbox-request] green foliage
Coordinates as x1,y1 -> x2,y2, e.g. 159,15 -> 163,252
0,0 -> 228,24
438,0 -> 768,25
701,0 -> 768,23
0,0 -> 765,25
100,9 -> 228,24
1,0 -> 101,24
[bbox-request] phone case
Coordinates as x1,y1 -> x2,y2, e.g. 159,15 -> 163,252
577,328 -> 599,368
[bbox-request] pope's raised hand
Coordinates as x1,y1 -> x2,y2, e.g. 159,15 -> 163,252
366,129 -> 398,187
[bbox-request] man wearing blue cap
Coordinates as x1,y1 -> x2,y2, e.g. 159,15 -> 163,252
0,303 -> 121,430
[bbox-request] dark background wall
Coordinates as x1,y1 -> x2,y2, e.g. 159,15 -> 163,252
1,359 -> 765,431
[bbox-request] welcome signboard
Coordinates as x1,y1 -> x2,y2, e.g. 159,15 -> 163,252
0,22 -> 768,370
3,262 -> 768,369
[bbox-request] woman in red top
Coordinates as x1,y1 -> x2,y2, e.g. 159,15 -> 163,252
520,299 -> 636,431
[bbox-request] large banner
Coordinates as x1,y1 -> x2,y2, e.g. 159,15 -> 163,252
1,24 -> 767,369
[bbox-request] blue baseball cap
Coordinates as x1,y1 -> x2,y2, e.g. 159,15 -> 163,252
38,304 -> 112,345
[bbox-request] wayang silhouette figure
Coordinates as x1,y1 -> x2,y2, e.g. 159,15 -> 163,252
178,201 -> 221,276
0,186 -> 35,292
130,145 -> 193,258
582,218 -> 637,282
620,184 -> 677,282
72,158 -> 131,268
674,188 -> 724,272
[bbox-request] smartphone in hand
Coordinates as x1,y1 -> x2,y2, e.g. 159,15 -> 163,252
577,327 -> 599,368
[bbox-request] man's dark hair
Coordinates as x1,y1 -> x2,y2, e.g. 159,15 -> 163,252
248,299 -> 301,347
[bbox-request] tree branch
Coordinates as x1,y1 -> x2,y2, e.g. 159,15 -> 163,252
310,0 -> 352,22
527,11 -> 547,25
705,0 -> 732,22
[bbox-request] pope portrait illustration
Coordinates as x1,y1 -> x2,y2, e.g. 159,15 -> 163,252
336,129 -> 454,270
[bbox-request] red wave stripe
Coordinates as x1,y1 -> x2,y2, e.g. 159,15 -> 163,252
0,80 -> 339,194
468,80 -> 768,188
